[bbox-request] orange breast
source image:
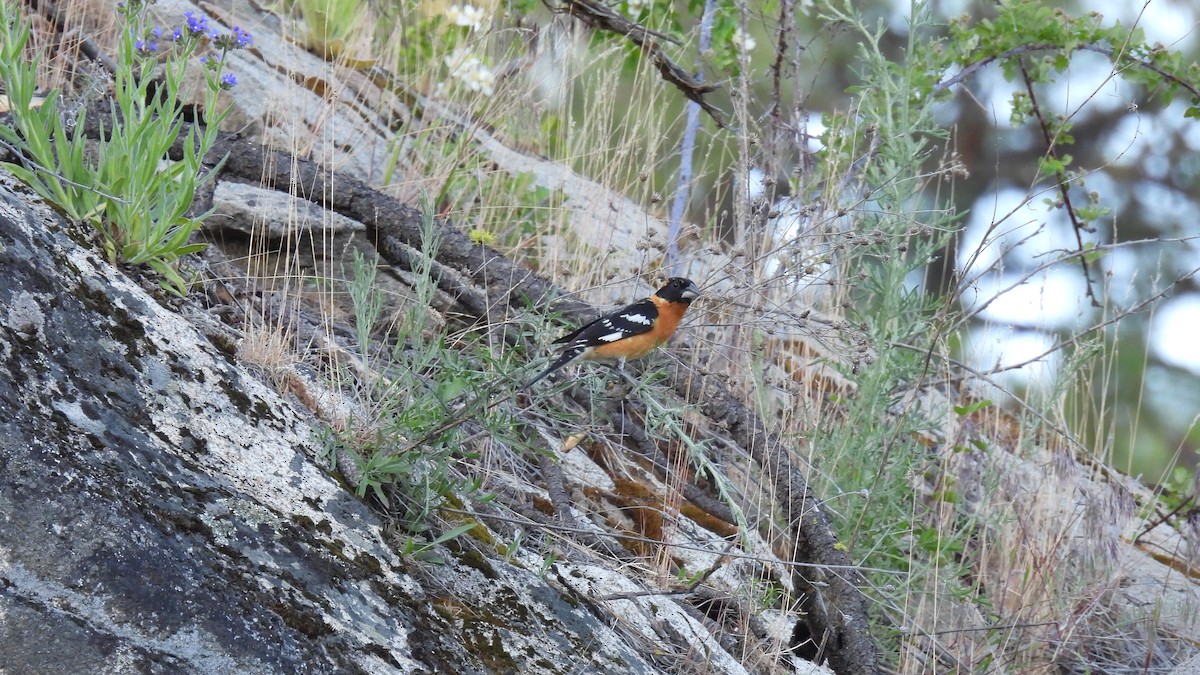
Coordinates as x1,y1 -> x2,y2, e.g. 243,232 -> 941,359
586,332 -> 664,360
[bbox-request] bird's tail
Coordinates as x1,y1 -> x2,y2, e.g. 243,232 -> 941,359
517,347 -> 584,392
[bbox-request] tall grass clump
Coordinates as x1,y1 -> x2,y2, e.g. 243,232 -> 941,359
776,0 -> 1200,668
785,1 -> 966,660
319,202 -> 501,531
0,0 -> 251,294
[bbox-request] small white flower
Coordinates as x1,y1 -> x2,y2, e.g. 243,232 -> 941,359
446,4 -> 486,30
626,0 -> 647,15
444,46 -> 479,75
732,27 -> 756,53
444,47 -> 494,96
462,63 -> 495,95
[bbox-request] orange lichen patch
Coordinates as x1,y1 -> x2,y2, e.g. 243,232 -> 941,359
679,502 -> 739,538
1137,540 -> 1200,581
764,336 -> 857,396
529,494 -> 555,517
582,479 -> 677,563
581,437 -> 626,477
611,479 -> 668,543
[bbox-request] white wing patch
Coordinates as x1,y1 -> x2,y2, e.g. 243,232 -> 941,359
620,312 -> 654,325
564,305 -> 657,351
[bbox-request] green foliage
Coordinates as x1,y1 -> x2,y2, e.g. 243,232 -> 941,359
324,201 -> 498,533
806,1 -> 1200,664
0,10 -> 102,224
1155,465 -> 1196,513
953,399 -> 992,417
291,0 -> 367,58
346,252 -> 463,522
0,0 -> 250,294
927,0 -> 1200,174
810,0 -> 985,654
400,522 -> 479,563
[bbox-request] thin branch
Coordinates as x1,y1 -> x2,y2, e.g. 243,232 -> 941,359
546,0 -> 726,129
933,42 -> 1200,101
1018,60 -> 1099,307
664,0 -> 716,273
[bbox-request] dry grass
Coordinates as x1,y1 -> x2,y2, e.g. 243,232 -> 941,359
15,0 -> 1196,671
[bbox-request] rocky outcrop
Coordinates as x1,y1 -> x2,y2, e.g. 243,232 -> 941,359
0,171 -> 676,674
8,0 -> 1198,672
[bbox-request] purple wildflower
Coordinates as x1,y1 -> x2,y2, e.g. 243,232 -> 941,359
212,27 -> 254,51
135,39 -> 158,55
184,11 -> 209,36
232,27 -> 252,49
219,73 -> 237,90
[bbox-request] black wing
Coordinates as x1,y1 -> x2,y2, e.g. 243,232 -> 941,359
553,298 -> 659,346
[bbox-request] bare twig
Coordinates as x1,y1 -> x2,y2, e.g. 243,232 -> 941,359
1017,60 -> 1099,307
546,0 -> 726,128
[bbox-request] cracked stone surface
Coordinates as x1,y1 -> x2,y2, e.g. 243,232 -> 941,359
0,170 -> 661,674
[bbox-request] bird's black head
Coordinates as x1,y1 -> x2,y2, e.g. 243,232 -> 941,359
655,277 -> 700,303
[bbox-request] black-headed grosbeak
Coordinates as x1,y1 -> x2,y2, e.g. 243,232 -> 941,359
520,277 -> 701,391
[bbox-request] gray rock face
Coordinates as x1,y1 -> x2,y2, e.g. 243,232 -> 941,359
0,174 -> 418,673
0,171 -> 657,674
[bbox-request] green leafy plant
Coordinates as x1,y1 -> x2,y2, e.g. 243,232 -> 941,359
399,522 -> 479,564
290,0 -> 370,60
0,0 -> 251,294
326,201 -> 495,532
0,6 -> 102,223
